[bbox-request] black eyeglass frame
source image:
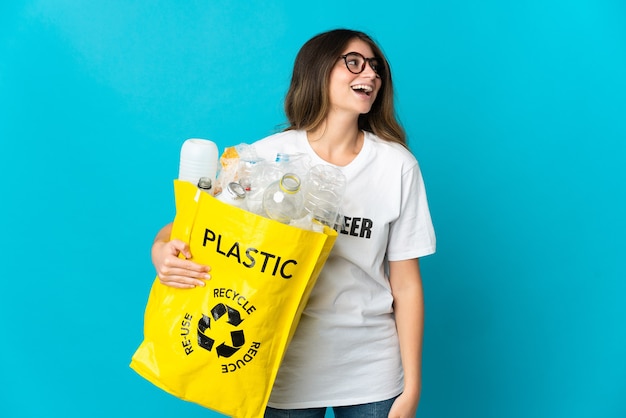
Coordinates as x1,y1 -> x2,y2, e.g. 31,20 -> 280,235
339,52 -> 383,78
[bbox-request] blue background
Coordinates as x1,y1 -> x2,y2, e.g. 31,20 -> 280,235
1,1 -> 625,417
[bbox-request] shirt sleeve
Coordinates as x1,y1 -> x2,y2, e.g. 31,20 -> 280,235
386,161 -> 436,261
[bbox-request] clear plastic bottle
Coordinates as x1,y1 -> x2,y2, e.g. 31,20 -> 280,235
262,173 -> 304,223
215,181 -> 247,209
303,164 -> 346,228
197,177 -> 213,195
275,153 -> 290,163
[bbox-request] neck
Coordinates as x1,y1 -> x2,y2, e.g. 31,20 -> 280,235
307,115 -> 363,166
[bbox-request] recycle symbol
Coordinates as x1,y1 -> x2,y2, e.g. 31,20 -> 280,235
197,303 -> 245,358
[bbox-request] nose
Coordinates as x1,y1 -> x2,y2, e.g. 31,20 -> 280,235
362,61 -> 379,78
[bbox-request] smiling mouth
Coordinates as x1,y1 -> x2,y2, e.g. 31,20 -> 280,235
351,84 -> 373,96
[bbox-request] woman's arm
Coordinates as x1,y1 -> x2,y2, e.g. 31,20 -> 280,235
387,257 -> 424,418
151,222 -> 211,289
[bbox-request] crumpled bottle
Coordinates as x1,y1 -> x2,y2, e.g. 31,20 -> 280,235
262,173 -> 304,223
303,164 -> 346,228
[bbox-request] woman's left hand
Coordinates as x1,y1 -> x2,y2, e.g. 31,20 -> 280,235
388,391 -> 419,418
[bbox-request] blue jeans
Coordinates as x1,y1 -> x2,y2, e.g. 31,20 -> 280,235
264,395 -> 398,418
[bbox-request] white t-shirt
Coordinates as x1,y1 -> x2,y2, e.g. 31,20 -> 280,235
252,130 -> 436,408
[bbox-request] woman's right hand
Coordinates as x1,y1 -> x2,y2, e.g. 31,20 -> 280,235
151,224 -> 211,289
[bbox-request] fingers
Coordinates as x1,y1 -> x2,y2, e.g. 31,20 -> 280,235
168,239 -> 192,259
159,275 -> 204,289
158,278 -> 195,289
158,272 -> 208,289
159,259 -> 211,288
154,239 -> 211,289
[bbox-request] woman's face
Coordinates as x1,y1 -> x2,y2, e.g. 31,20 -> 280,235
327,38 -> 382,118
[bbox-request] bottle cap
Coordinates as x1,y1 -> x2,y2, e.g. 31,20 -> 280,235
280,173 -> 301,194
226,182 -> 246,199
197,177 -> 213,189
275,153 -> 290,162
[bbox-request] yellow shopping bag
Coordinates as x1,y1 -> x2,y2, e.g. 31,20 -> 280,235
130,180 -> 337,418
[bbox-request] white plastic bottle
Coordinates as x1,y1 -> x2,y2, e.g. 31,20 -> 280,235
262,173 -> 304,223
178,138 -> 219,187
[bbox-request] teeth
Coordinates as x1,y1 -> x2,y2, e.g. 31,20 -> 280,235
351,84 -> 373,92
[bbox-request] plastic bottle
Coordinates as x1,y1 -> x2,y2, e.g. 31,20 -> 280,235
275,153 -> 290,163
178,138 -> 219,187
303,164 -> 346,228
215,181 -> 247,209
197,177 -> 213,195
263,173 -> 304,223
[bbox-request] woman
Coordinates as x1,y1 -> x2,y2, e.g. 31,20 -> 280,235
151,29 -> 436,418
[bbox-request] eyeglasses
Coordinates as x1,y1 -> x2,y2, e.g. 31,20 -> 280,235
340,52 -> 383,78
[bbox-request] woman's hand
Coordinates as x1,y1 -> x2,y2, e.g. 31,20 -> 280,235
388,391 -> 419,418
151,223 -> 210,289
